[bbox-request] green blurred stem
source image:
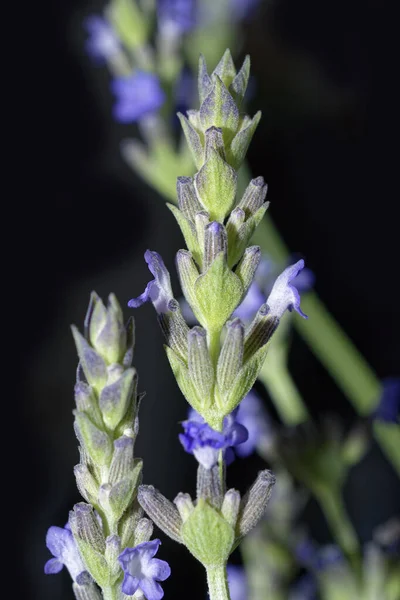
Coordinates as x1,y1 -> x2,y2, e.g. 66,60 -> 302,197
206,565 -> 231,600
316,487 -> 361,577
258,359 -> 309,425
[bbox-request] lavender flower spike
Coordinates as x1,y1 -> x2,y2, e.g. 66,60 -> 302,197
266,259 -> 308,319
179,409 -> 248,469
111,72 -> 166,124
44,523 -> 91,585
85,16 -> 121,64
128,250 -> 174,314
118,539 -> 171,599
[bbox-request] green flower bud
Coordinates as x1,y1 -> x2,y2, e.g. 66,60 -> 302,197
196,464 -> 223,509
213,49 -> 237,89
86,293 -> 127,365
138,485 -> 183,544
178,113 -> 204,169
221,489 -> 241,529
71,327 -> 107,392
194,148 -> 237,222
98,368 -> 137,430
236,470 -> 276,541
174,493 -> 195,523
188,327 -> 215,408
74,412 -> 113,468
74,464 -> 99,505
69,503 -> 109,587
217,318 -> 244,395
105,535 -> 121,582
133,517 -> 154,545
73,583 -> 102,600
229,55 -> 251,107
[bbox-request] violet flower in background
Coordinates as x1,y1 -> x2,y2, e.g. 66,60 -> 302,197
373,377 -> 400,424
289,573 -> 317,600
44,523 -> 91,585
179,408 -> 248,469
157,0 -> 197,34
295,538 -> 343,571
226,565 -> 249,600
111,72 -> 166,123
118,539 -> 171,599
230,0 -> 260,22
235,391 -> 272,457
85,16 -> 121,64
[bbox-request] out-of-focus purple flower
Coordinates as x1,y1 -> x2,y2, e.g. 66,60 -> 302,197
179,409 -> 248,469
267,260 -> 308,319
235,391 -> 271,457
289,573 -> 317,600
111,72 -> 166,123
157,0 -> 196,34
128,250 -> 174,314
85,16 -> 121,64
234,281 -> 265,321
118,539 -> 171,599
175,67 -> 196,117
230,0 -> 260,22
44,523 -> 91,585
227,565 -> 248,600
373,377 -> 400,424
295,538 -> 343,571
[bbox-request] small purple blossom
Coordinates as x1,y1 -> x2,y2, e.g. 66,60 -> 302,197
266,259 -> 308,319
111,72 -> 166,123
44,523 -> 91,585
227,565 -> 248,600
373,377 -> 400,424
128,250 -> 174,314
118,539 -> 171,599
235,391 -> 271,457
85,16 -> 121,64
295,538 -> 343,571
179,409 -> 248,469
235,255 -> 313,322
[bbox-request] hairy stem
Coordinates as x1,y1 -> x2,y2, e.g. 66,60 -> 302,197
206,564 -> 231,600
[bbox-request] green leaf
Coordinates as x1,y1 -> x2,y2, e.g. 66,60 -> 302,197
181,499 -> 234,566
194,253 -> 243,331
227,202 -> 269,268
194,149 -> 237,222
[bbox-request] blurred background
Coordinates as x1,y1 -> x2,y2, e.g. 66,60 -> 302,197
17,0 -> 399,598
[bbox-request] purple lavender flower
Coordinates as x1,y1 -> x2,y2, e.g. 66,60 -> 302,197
157,0 -> 196,34
266,260 -> 308,319
118,539 -> 171,599
128,251 -> 174,314
235,391 -> 271,457
235,255 -> 313,322
44,523 -> 91,585
373,377 -> 400,424
111,72 -> 166,123
295,538 -> 343,571
179,409 -> 248,469
227,565 -> 248,600
84,16 -> 121,64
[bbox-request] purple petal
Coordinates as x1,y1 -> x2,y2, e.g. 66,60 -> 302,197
227,565 -> 248,600
84,16 -> 120,63
121,573 -> 140,596
374,377 -> 400,424
140,577 -> 165,600
44,558 -> 63,575
193,446 -> 220,470
235,391 -> 271,457
266,259 -> 308,319
46,526 -> 72,558
128,251 -> 174,314
145,558 -> 171,581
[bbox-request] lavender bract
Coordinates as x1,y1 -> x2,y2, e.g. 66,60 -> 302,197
179,408 -> 248,469
118,539 -> 171,599
111,72 -> 166,123
44,523 -> 91,585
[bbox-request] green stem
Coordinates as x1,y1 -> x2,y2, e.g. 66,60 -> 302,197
258,359 -> 309,425
316,487 -> 361,577
206,564 -> 231,600
102,586 -> 119,600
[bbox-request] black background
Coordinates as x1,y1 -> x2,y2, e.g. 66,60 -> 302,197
15,0 -> 400,598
